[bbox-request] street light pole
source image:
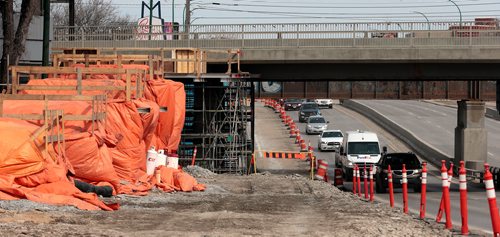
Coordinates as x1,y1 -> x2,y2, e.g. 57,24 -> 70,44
449,0 -> 462,29
185,0 -> 191,34
412,11 -> 430,38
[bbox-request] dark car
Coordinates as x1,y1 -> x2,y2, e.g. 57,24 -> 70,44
298,102 -> 321,123
374,152 -> 422,193
283,98 -> 302,111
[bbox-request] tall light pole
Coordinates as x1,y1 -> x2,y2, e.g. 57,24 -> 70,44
412,11 -> 430,38
449,0 -> 462,29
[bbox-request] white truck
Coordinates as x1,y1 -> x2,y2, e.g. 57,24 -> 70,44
335,130 -> 382,181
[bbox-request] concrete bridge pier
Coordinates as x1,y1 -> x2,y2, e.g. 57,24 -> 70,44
454,100 -> 487,171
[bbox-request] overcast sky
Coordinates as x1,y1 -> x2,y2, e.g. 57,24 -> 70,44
111,0 -> 500,24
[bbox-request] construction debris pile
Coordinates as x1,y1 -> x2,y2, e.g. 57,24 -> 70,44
0,52 -> 206,211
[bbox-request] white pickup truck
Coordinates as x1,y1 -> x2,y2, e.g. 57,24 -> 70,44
335,130 -> 382,180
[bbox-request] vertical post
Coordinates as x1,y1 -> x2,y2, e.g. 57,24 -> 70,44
388,165 -> 394,207
185,0 -> 191,35
251,81 -> 255,164
484,163 -> 500,235
459,161 -> 469,235
369,165 -> 374,202
42,0 -> 50,67
126,71 -> 131,101
76,68 -> 82,95
353,165 -> 357,195
420,162 -> 427,219
69,0 -> 75,41
402,164 -> 408,214
363,164 -> 368,199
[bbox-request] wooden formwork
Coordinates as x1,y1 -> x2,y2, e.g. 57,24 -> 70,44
52,47 -> 245,80
51,54 -> 164,80
0,94 -> 106,135
9,66 -> 145,101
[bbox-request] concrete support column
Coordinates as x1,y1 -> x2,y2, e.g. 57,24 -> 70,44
454,100 -> 487,171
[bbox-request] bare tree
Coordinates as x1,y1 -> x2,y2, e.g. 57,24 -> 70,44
52,0 -> 130,26
1,0 -> 39,85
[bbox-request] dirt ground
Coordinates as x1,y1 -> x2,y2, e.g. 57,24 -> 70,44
0,171 -> 451,237
0,102 -> 455,236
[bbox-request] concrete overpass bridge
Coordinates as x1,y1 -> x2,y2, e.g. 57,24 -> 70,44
54,21 -> 500,101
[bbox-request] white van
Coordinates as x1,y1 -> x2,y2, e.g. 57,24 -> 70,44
335,130 -> 382,180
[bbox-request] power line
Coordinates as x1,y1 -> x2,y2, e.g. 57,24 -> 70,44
202,1 -> 500,9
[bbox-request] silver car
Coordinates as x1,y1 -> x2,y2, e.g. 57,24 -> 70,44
306,115 -> 329,134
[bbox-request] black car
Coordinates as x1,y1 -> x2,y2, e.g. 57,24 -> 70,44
374,152 -> 422,193
283,98 -> 302,111
298,102 -> 321,122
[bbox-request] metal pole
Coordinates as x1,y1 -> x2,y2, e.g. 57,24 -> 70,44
42,0 -> 50,66
449,0 -> 462,29
185,0 -> 191,35
69,0 -> 75,41
149,0 -> 153,40
413,11 -> 430,38
172,0 -> 175,24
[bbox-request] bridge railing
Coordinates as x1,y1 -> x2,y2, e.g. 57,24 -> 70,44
53,21 -> 500,49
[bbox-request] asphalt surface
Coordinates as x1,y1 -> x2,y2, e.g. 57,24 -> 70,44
282,102 -> 497,235
354,100 -> 500,167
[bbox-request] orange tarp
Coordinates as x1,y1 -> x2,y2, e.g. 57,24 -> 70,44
144,79 -> 185,152
0,118 -> 118,211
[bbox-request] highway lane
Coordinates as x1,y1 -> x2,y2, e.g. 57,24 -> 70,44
285,103 -> 497,235
355,100 -> 500,167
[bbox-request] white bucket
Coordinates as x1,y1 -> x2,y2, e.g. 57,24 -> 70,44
146,146 -> 158,175
167,154 -> 179,169
156,149 -> 167,168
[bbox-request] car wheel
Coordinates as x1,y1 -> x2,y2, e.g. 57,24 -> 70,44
375,178 -> 386,193
318,146 -> 323,152
329,105 -> 333,109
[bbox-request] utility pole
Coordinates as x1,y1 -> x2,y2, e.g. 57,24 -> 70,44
69,0 -> 75,41
42,0 -> 50,66
185,0 -> 191,35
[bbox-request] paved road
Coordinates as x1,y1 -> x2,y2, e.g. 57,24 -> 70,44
355,100 -> 500,167
284,102 -> 497,235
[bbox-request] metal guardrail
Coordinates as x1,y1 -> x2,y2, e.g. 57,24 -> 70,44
53,21 -> 500,49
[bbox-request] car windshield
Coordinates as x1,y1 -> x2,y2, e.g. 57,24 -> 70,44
286,98 -> 301,103
301,103 -> 318,110
383,154 -> 420,170
347,142 -> 380,155
309,117 -> 325,123
322,131 -> 343,138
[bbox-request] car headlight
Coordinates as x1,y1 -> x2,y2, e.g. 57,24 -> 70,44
307,125 -> 312,128
413,169 -> 420,174
300,112 -> 305,115
298,103 -> 302,106
322,125 -> 327,128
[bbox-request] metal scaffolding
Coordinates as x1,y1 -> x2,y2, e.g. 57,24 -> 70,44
179,80 -> 253,174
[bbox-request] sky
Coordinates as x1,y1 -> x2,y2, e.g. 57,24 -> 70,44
109,0 -> 499,24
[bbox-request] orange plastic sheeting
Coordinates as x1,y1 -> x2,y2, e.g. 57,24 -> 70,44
0,119 -> 118,211
144,79 -> 186,152
156,166 -> 205,192
64,133 -> 121,188
133,99 -> 160,150
21,78 -> 126,99
105,101 -> 147,183
3,100 -> 95,135
0,119 -> 46,178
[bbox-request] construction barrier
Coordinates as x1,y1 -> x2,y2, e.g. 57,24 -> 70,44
315,160 -> 327,181
437,163 -> 454,224
369,165 -> 374,202
353,165 -> 358,195
402,164 -> 408,214
300,140 -> 308,152
357,165 -> 362,197
420,162 -> 427,219
388,165 -> 395,208
437,160 -> 452,229
459,161 -> 469,235
262,151 -> 307,160
334,168 -> 344,189
364,165 -> 368,199
484,163 -> 500,236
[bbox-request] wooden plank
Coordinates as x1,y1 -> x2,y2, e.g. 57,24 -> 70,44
126,72 -> 131,101
0,94 -> 105,101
